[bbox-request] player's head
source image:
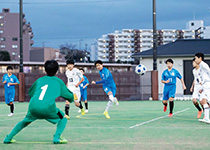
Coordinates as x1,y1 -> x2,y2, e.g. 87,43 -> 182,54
165,58 -> 173,69
195,52 -> 204,64
94,60 -> 103,71
6,66 -> 13,74
66,59 -> 75,70
79,68 -> 85,75
44,60 -> 59,76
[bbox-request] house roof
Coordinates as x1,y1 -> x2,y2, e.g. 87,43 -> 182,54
132,39 -> 210,58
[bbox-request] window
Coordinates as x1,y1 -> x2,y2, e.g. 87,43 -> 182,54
0,30 -> 3,33
0,23 -> 3,27
0,16 -> 3,19
0,37 -> 6,41
0,45 -> 6,48
191,22 -> 194,26
12,45 -> 18,48
12,37 -> 18,41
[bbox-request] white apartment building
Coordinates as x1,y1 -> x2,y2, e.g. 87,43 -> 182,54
97,29 -> 195,62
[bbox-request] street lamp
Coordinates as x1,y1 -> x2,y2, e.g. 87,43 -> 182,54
153,0 -> 157,70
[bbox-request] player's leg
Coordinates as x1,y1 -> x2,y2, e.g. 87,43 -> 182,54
46,108 -> 68,144
162,87 -> 169,112
4,112 -> 36,143
74,91 -> 85,115
168,97 -> 174,117
192,98 -> 202,118
103,87 -> 114,119
111,87 -> 119,106
199,98 -> 210,123
65,100 -> 70,119
83,89 -> 88,113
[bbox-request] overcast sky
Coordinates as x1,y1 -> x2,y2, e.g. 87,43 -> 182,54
0,0 -> 210,50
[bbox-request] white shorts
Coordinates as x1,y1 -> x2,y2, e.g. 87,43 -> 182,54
192,85 -> 201,100
68,86 -> 81,102
200,88 -> 210,103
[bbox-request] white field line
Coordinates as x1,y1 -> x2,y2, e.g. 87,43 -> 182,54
129,108 -> 190,129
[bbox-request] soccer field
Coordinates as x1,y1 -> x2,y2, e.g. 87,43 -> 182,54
0,101 -> 210,150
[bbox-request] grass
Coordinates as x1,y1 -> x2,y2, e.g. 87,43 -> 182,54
0,100 -> 210,150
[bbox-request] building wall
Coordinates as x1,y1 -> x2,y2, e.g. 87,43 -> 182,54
30,49 -> 44,62
0,8 -> 33,61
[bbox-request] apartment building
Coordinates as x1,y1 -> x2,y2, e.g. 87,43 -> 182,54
0,8 -> 34,61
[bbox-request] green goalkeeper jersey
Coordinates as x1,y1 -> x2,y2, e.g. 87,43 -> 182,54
28,76 -> 74,115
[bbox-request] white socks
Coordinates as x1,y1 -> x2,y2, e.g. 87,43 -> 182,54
204,104 -> 209,120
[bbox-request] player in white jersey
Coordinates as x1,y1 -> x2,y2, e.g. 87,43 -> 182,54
65,60 -> 85,119
195,53 -> 210,124
190,58 -> 203,118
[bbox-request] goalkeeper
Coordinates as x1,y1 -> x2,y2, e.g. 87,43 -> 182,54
4,60 -> 78,144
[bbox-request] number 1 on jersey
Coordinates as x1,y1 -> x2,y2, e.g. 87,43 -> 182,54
39,85 -> 48,100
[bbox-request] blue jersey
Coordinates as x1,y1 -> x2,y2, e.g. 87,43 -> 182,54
79,76 -> 89,91
161,68 -> 182,85
2,74 -> 20,90
98,67 -> 116,88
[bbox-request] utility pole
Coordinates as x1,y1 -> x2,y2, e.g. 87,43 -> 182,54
19,0 -> 23,72
153,0 -> 157,70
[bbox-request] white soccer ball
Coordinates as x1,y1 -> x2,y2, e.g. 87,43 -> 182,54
135,64 -> 147,76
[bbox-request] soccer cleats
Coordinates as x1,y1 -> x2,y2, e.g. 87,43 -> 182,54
168,113 -> 173,117
78,109 -> 81,113
3,135 -> 16,144
163,106 -> 167,112
8,113 -> 14,117
103,111 -> 110,119
81,108 -> 85,115
199,118 -> 210,124
53,137 -> 68,144
85,110 -> 88,113
65,115 -> 70,120
114,97 -> 119,106
197,110 -> 203,119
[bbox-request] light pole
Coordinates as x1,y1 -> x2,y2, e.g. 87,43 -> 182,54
153,0 -> 157,70
19,0 -> 23,72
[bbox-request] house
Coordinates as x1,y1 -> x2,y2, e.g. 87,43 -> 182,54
132,39 -> 210,99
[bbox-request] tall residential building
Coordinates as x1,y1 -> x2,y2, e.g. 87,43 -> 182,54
0,8 -> 34,61
97,29 -> 195,62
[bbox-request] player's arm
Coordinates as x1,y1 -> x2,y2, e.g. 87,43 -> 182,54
75,70 -> 84,87
76,77 -> 84,87
2,75 -> 6,84
84,79 -> 89,88
190,80 -> 195,92
161,72 -> 169,84
177,72 -> 186,90
8,76 -> 20,86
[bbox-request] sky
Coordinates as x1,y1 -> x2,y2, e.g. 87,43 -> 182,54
0,0 -> 210,50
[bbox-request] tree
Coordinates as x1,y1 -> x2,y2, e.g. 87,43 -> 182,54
59,43 -> 86,62
0,51 -> 11,61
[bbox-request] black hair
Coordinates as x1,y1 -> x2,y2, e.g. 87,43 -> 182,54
94,60 -> 103,66
7,66 -> 13,70
66,59 -> 74,65
44,60 -> 59,76
79,68 -> 85,73
165,58 -> 174,64
195,53 -> 204,61
192,58 -> 195,61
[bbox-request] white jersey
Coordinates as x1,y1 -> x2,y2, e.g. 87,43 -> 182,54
198,61 -> 210,89
192,68 -> 202,99
65,68 -> 83,91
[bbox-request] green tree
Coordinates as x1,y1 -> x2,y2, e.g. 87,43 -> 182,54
0,51 -> 11,61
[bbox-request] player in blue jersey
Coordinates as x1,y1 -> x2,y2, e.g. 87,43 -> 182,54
2,66 -> 20,117
91,60 -> 119,119
161,59 -> 186,117
78,68 -> 89,113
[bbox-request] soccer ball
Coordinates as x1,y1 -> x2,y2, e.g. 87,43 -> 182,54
135,64 -> 147,76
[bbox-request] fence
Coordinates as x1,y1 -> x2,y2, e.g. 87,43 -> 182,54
0,71 -> 152,102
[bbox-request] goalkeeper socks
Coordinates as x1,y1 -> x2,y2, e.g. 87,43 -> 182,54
10,103 -> 14,113
54,117 -> 67,140
193,102 -> 202,111
65,104 -> 70,116
85,102 -> 88,110
169,101 -> 174,114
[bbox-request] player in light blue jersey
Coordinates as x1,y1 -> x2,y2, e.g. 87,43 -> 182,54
161,59 -> 186,117
91,60 -> 119,119
2,66 -> 20,117
78,68 -> 89,113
